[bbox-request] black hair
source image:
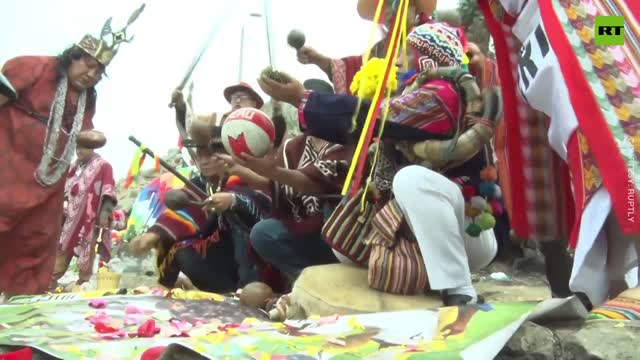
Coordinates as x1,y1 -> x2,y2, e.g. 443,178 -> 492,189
56,45 -> 98,99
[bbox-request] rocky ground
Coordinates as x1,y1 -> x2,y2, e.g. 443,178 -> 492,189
488,250 -> 639,360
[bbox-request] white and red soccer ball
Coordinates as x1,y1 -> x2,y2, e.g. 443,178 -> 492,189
221,108 -> 275,158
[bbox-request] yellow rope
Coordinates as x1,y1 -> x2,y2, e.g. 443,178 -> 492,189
342,0 -> 409,196
341,0 -> 387,196
359,0 -> 410,210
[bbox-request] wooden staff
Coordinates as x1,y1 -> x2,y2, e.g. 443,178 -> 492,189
128,136 -> 207,198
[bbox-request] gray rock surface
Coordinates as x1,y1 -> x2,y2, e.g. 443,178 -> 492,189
497,321 -> 567,360
498,319 -> 640,360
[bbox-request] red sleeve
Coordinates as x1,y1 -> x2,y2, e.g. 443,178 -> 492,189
331,56 -> 364,95
100,161 -> 117,201
1,56 -> 48,94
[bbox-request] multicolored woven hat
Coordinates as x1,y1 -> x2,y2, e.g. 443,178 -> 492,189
407,22 -> 464,71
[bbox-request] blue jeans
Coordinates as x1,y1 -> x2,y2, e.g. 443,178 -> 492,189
249,218 -> 337,280
228,225 -> 258,287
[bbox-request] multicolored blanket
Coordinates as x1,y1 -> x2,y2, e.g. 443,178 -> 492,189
0,292 -> 544,360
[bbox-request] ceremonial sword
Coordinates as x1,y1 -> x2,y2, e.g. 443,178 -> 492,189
168,1 -> 239,166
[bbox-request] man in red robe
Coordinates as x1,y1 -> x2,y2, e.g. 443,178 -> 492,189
0,6 -> 143,297
51,145 -> 117,289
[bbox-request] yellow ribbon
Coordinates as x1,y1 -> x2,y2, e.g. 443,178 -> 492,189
129,145 -> 147,177
360,0 -> 410,210
343,0 -> 409,196
342,0 -> 388,195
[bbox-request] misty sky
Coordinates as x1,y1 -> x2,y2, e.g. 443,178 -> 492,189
1,0 -> 458,178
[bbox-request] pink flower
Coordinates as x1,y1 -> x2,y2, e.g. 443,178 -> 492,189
88,299 -> 107,309
99,330 -> 126,340
150,288 -> 166,296
123,316 -> 139,326
318,314 -> 339,325
158,325 -> 182,338
86,311 -> 113,325
125,305 -> 153,315
170,320 -> 193,333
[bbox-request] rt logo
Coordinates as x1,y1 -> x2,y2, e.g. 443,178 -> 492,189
594,16 -> 625,46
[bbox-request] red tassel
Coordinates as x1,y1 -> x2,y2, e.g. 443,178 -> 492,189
124,170 -> 134,189
457,27 -> 468,51
154,155 -> 161,173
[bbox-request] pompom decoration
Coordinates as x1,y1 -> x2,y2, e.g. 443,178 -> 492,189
480,166 -> 498,182
350,58 -> 398,100
493,185 -> 502,199
465,206 -> 481,218
461,53 -> 470,72
478,182 -> 496,197
489,199 -> 504,216
476,212 -> 496,230
484,204 -> 493,214
465,223 -> 482,237
461,184 -> 477,200
470,196 -> 487,210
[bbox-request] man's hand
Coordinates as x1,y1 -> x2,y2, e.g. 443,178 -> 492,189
212,154 -> 270,191
130,233 -> 160,256
296,46 -> 324,65
257,74 -> 305,107
203,192 -> 236,214
466,42 -> 486,80
234,150 -> 278,179
212,154 -> 242,176
171,88 -> 186,110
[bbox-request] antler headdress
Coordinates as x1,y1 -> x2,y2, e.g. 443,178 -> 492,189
76,4 -> 146,66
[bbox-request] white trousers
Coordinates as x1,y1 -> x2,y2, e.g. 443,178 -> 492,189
392,165 -> 498,290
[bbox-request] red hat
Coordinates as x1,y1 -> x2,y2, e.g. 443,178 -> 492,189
223,82 -> 264,108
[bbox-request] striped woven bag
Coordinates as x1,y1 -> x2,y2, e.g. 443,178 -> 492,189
321,188 -> 375,266
366,199 -> 428,295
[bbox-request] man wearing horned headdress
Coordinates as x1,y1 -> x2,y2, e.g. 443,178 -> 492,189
0,5 -> 145,297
